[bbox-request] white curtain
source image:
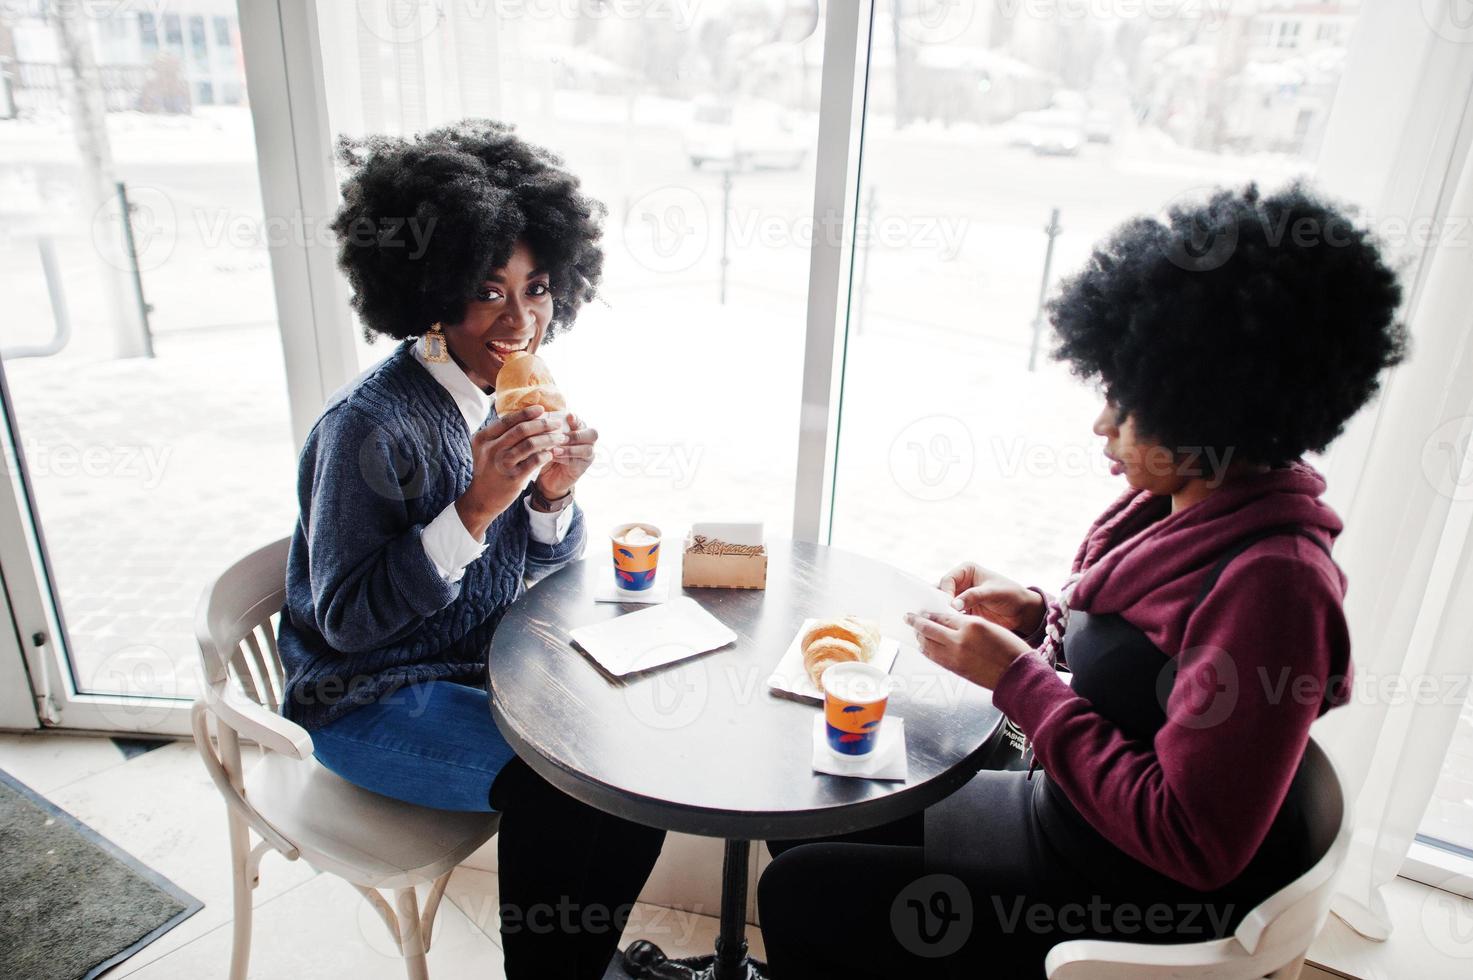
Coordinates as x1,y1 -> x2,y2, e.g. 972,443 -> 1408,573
1310,0 -> 1473,940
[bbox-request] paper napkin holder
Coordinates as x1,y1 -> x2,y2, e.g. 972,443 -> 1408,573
681,521 -> 767,590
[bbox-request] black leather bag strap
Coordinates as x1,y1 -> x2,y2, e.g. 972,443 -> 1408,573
1192,524 -> 1334,610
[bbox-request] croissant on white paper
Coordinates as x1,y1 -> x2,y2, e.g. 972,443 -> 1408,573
801,616 -> 880,687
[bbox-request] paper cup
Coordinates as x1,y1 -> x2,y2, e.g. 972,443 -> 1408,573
611,522 -> 662,592
821,661 -> 892,757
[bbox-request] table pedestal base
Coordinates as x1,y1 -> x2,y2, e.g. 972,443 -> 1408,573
619,839 -> 768,980
619,946 -> 767,980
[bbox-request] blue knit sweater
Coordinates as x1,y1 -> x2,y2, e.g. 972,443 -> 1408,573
276,339 -> 586,730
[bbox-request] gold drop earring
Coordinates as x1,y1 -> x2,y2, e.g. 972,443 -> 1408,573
422,322 -> 450,363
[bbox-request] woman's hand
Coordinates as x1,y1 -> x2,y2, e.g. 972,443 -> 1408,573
533,413 -> 598,502
938,561 -> 1045,634
455,406 -> 567,539
904,609 -> 1032,691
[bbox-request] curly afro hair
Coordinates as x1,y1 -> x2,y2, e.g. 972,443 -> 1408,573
1049,182 -> 1408,466
330,119 -> 605,342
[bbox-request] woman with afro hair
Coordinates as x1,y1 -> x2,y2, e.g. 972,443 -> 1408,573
273,120 -> 664,978
759,182 -> 1408,978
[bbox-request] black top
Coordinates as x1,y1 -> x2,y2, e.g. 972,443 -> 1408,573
486,538 -> 1004,839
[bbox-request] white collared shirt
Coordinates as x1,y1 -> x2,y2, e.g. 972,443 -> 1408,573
413,343 -> 573,583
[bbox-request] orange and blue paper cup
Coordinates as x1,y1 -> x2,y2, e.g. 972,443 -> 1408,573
610,522 -> 662,592
821,662 -> 892,756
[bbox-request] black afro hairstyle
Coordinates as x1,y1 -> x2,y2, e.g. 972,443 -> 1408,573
1048,182 -> 1408,466
330,119 -> 605,342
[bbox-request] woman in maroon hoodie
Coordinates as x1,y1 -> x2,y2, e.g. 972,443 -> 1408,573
758,184 -> 1407,978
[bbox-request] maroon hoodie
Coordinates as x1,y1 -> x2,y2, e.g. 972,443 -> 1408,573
992,461 -> 1352,892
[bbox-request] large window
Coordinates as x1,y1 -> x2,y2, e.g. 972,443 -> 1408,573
0,0 -> 1467,869
0,0 -> 296,725
830,1 -> 1361,587
315,0 -> 833,541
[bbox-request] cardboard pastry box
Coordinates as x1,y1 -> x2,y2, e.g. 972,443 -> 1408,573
681,522 -> 767,590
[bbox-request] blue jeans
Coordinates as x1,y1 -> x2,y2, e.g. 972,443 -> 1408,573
311,680 -> 517,811
310,678 -> 668,978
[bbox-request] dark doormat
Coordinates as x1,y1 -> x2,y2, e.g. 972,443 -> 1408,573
0,768 -> 203,980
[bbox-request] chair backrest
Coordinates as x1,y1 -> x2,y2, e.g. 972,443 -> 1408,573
194,537 -> 292,711
1230,738 -> 1349,956
1045,737 -> 1351,980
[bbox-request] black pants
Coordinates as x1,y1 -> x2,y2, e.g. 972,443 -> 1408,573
760,771 -> 1242,980
490,757 -> 667,980
761,813 -> 1038,979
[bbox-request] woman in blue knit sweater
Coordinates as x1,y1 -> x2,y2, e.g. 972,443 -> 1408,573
274,120 -> 665,979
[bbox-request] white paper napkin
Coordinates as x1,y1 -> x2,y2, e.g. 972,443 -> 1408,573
592,573 -> 671,604
811,715 -> 908,781
569,597 -> 736,677
768,618 -> 901,703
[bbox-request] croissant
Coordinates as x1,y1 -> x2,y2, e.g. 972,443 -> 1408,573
802,616 -> 880,686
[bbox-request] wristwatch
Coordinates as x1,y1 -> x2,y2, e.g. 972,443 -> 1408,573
530,482 -> 574,513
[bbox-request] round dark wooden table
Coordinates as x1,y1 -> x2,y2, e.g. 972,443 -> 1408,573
488,538 -> 1004,980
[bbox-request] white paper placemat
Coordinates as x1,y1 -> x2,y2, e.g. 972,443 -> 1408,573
767,618 -> 901,703
569,597 -> 736,677
811,715 -> 908,781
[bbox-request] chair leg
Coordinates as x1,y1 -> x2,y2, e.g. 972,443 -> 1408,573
226,811 -> 254,980
1268,953 -> 1307,979
396,886 -> 430,980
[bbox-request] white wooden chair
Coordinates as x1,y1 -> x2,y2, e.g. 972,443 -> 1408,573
191,538 -> 500,980
1045,738 -> 1349,980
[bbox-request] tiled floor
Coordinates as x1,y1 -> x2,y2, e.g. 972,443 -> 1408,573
0,730 -> 761,979
9,728 -> 1473,980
